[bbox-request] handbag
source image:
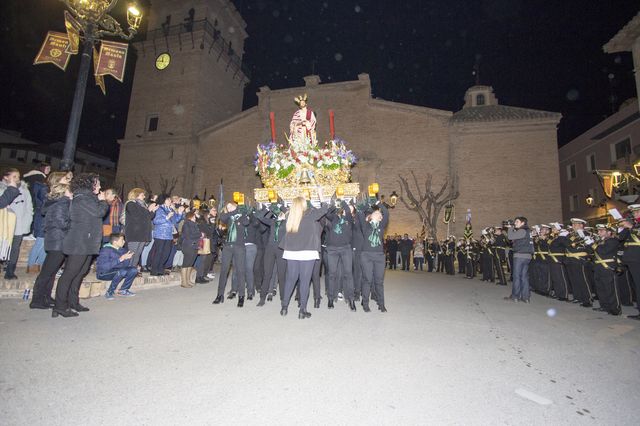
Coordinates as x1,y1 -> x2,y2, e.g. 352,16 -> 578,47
198,237 -> 211,255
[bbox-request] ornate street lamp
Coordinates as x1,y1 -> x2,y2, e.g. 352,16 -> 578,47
389,191 -> 399,207
58,0 -> 142,170
585,194 -> 594,207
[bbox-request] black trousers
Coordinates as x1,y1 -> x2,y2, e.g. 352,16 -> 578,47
361,251 -> 386,307
311,258 -> 322,300
457,252 -> 465,274
4,235 -> 23,276
253,245 -> 265,292
594,266 -> 621,314
481,253 -> 494,281
217,243 -> 246,297
55,254 -> 92,310
426,254 -> 434,272
150,239 -> 173,275
549,262 -> 570,299
494,254 -> 506,284
565,261 -> 592,304
282,259 -> 314,311
260,244 -> 286,300
446,255 -> 455,275
32,250 -> 66,305
326,246 -> 354,300
625,262 -> 640,311
400,252 -> 410,270
197,253 -> 213,278
465,257 -> 475,278
617,268 -> 634,306
353,249 -> 362,296
388,250 -> 397,269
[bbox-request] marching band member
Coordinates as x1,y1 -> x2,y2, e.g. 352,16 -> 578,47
592,224 -> 621,316
564,218 -> 593,307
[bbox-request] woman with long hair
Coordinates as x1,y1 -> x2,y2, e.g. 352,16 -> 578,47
53,173 -> 108,318
29,173 -> 72,309
122,188 -> 158,271
279,196 -> 329,319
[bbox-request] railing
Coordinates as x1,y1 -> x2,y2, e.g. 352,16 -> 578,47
142,18 -> 250,81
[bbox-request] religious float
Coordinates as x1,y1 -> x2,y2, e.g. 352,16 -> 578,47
253,94 -> 363,205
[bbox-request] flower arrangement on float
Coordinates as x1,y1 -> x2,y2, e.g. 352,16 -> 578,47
254,136 -> 357,186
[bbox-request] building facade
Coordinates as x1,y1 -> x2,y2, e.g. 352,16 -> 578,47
0,129 -> 116,183
558,100 -> 640,222
116,0 -> 562,236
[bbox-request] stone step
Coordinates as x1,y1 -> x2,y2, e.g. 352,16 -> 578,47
0,270 -> 183,300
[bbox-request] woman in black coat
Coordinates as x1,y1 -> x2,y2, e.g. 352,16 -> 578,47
30,176 -> 72,310
180,211 -> 202,288
122,188 -> 158,270
53,173 -> 108,318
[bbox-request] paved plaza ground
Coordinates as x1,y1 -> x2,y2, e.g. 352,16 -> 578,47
1,268 -> 639,425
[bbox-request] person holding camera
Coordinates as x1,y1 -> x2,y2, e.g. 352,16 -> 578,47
149,195 -> 184,276
505,217 -> 534,302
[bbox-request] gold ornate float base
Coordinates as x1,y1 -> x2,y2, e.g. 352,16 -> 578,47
254,182 -> 361,204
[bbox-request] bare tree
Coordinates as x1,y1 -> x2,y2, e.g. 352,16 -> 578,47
134,176 -> 153,195
159,176 -> 178,195
398,171 -> 459,238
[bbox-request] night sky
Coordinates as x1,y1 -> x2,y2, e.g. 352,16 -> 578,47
1,0 -> 638,161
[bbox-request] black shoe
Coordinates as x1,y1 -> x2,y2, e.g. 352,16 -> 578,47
4,274 -> 18,280
71,304 -> 90,312
313,299 -> 320,309
29,302 -> 50,310
227,291 -> 237,300
298,310 -> 311,319
52,308 -> 79,318
237,296 -> 245,307
257,298 -> 266,307
379,305 -> 387,313
363,303 -> 371,312
328,300 -> 334,309
581,302 -> 593,308
280,307 -> 288,316
608,310 -> 622,316
247,294 -> 253,301
195,277 -> 210,284
267,293 -> 273,302
349,300 -> 357,312
558,297 -> 569,302
212,295 -> 224,304
627,314 -> 640,320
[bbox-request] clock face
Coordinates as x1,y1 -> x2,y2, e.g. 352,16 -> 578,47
155,53 -> 171,70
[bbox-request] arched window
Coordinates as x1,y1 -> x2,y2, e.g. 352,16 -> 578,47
476,94 -> 485,106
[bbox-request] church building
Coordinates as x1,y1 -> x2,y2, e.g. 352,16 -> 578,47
116,0 -> 562,236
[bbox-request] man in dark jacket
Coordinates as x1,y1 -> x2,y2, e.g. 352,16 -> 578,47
96,233 -> 137,299
399,234 -> 413,271
505,217 -> 534,302
387,236 -> 398,270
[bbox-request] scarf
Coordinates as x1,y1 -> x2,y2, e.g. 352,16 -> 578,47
368,221 -> 381,247
333,216 -> 345,235
227,213 -> 241,243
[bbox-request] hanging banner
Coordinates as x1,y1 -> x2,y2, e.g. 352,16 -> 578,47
95,40 -> 128,82
93,46 -> 106,95
33,31 -> 72,71
64,11 -> 82,54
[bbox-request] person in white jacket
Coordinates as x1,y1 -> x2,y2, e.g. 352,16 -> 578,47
0,168 -> 33,279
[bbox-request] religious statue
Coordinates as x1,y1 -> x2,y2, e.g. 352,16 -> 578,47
288,93 -> 317,150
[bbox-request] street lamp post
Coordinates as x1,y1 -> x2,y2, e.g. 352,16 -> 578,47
58,0 -> 142,171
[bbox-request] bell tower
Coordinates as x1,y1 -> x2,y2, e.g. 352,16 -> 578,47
117,0 -> 249,195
